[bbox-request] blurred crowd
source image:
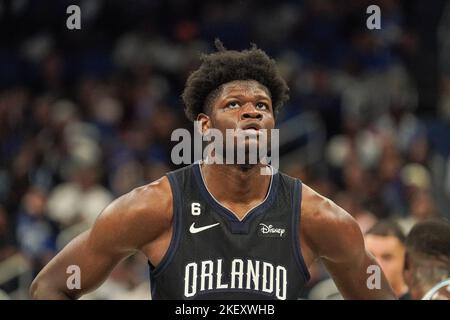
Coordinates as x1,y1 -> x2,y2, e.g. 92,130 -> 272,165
0,0 -> 449,299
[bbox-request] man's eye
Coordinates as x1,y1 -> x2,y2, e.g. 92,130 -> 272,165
227,101 -> 240,109
256,102 -> 268,110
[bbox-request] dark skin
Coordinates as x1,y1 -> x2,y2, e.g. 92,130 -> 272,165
30,80 -> 396,299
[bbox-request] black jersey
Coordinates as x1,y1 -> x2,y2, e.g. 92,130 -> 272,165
149,162 -> 310,300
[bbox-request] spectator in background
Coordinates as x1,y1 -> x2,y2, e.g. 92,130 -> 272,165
46,163 -> 113,228
396,163 -> 440,234
403,219 -> 450,299
16,187 -> 58,277
377,137 -> 408,218
365,220 -> 410,299
0,205 -> 16,262
81,254 -> 149,300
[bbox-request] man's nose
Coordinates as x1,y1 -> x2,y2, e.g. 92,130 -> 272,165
240,103 -> 263,120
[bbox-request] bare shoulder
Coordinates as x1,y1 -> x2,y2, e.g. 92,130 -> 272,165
115,175 -> 172,222
88,175 -> 173,253
300,183 -> 364,262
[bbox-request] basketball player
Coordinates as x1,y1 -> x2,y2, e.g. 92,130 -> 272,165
403,219 -> 450,300
30,42 -> 396,300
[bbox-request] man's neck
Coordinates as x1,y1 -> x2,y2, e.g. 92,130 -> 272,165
200,161 -> 272,208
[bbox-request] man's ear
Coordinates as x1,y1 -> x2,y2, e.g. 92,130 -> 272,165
403,251 -> 412,286
404,252 -> 410,271
196,113 -> 211,135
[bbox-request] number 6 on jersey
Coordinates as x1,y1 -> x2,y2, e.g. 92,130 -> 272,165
191,202 -> 201,216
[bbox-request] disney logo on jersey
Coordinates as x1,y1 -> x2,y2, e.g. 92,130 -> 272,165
258,223 -> 286,238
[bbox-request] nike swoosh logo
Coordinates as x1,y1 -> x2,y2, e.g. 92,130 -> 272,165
189,222 -> 220,234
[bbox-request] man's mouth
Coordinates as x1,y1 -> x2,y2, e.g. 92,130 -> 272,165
239,123 -> 262,133
243,127 -> 259,132
236,127 -> 261,136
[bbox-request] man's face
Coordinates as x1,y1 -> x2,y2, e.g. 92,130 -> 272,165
198,80 -> 275,164
365,235 -> 406,287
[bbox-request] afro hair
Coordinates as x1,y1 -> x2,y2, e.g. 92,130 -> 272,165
182,40 -> 289,121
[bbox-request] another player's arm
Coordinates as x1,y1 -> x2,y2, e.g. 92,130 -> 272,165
301,185 -> 396,300
30,177 -> 172,299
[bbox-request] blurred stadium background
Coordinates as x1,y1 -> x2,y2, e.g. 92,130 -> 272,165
1,0 -> 449,299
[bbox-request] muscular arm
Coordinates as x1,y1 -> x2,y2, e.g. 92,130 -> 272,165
301,185 -> 396,300
30,177 -> 172,299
